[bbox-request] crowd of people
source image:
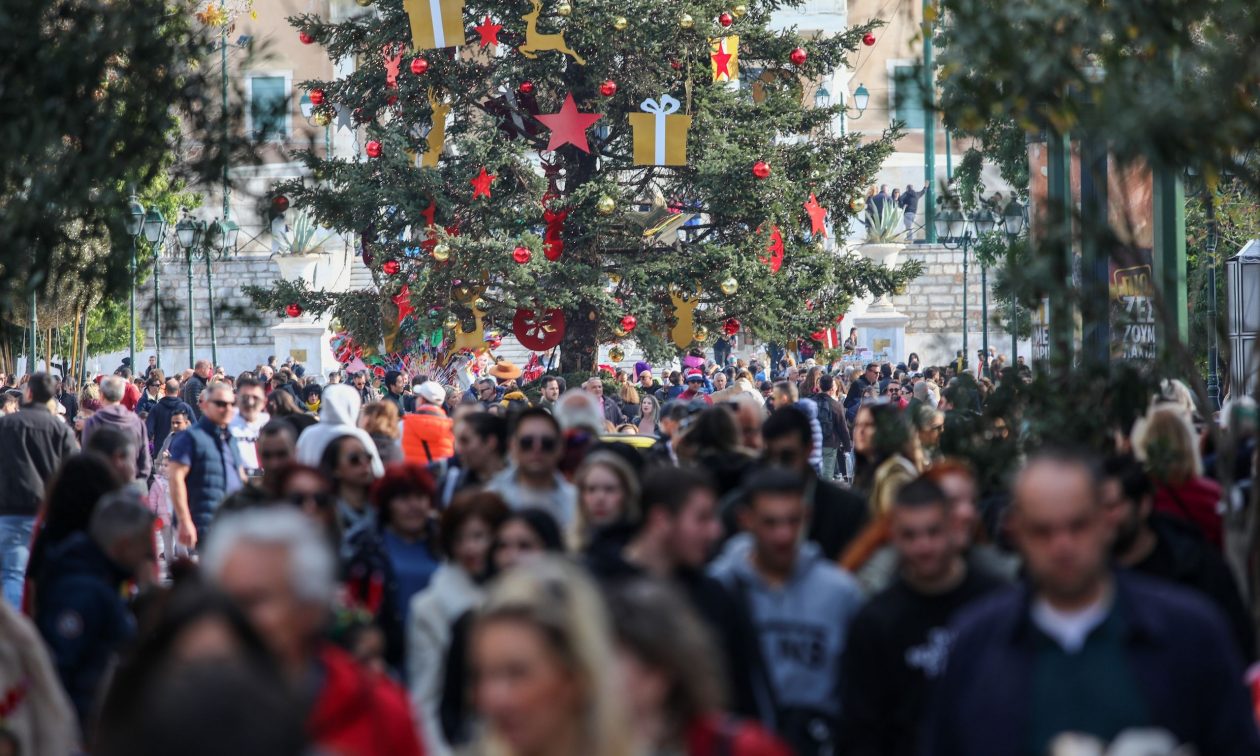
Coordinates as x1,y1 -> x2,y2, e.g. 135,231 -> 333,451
0,347 -> 1257,755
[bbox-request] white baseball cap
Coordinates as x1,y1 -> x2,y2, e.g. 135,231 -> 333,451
416,382 -> 446,406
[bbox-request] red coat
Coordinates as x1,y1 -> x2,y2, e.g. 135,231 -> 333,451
686,715 -> 791,756
1154,476 -> 1223,549
308,644 -> 425,756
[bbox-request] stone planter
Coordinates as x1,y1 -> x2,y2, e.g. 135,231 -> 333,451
858,241 -> 905,314
274,251 -> 331,287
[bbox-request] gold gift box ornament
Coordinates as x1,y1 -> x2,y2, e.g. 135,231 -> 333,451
630,95 -> 692,167
404,0 -> 467,51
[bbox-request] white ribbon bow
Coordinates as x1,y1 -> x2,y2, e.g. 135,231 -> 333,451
640,95 -> 680,165
429,0 -> 446,48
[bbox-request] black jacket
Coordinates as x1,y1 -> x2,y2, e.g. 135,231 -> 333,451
810,392 -> 851,452
146,395 -> 195,454
0,404 -> 77,516
723,472 -> 868,561
180,373 -> 207,418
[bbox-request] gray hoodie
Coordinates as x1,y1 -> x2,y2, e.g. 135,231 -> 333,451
709,533 -> 864,718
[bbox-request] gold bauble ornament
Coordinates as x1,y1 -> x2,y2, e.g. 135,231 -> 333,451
556,2 -> 572,15
732,3 -> 747,16
814,240 -> 826,252
432,243 -> 451,262
613,325 -> 627,338
596,195 -> 616,215
355,0 -> 373,6
474,297 -> 489,311
720,276 -> 739,296
679,13 -> 694,28
609,346 -> 625,362
313,112 -> 332,127
443,314 -> 459,330
613,16 -> 628,29
849,196 -> 867,213
693,326 -> 709,343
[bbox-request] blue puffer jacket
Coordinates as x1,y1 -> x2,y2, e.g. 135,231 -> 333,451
170,416 -> 242,522
34,533 -> 134,732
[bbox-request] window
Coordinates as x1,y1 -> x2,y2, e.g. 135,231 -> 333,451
248,75 -> 289,140
891,64 -> 926,129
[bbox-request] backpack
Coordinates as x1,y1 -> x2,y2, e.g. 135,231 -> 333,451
811,394 -> 837,446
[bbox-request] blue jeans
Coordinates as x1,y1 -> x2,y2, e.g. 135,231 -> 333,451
820,447 -> 838,481
0,515 -> 34,608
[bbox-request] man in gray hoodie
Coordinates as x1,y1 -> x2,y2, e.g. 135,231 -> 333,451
83,375 -> 151,490
709,467 -> 865,755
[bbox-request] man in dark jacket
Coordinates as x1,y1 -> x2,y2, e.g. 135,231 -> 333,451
55,375 -> 78,425
582,376 -> 625,425
181,360 -> 213,418
811,375 -> 851,481
167,382 -> 243,552
923,450 -> 1260,756
1102,454 -> 1255,660
36,492 -> 152,734
83,376 -> 151,489
844,362 -> 879,413
147,378 -> 195,455
0,373 -> 77,607
747,406 -> 868,560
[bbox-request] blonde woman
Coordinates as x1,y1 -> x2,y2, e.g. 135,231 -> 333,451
359,400 -> 403,465
468,557 -> 634,756
1132,405 -> 1223,548
570,451 -> 641,552
617,383 -> 641,423
632,394 -> 661,436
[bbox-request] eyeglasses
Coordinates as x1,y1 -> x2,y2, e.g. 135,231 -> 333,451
517,435 -> 558,452
208,399 -> 235,408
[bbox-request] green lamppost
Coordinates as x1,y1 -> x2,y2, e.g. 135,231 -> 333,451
973,208 -> 998,360
142,207 -> 168,370
174,213 -> 204,370
1002,199 -> 1028,363
123,194 -> 147,373
936,207 -> 995,366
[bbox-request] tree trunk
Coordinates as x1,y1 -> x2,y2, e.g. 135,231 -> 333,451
558,302 -> 598,375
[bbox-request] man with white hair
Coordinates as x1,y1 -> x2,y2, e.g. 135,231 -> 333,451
167,382 -> 243,551
83,375 -> 151,488
204,509 -> 423,754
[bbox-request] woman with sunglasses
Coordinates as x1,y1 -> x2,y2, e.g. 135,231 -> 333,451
319,435 -> 382,560
277,464 -> 341,551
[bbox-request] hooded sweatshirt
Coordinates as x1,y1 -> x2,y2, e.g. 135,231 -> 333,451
146,395 -> 195,453
709,533 -> 864,720
793,398 -> 825,473
82,403 -> 152,483
294,384 -> 385,478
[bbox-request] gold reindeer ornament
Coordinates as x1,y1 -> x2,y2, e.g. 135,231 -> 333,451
518,0 -> 585,64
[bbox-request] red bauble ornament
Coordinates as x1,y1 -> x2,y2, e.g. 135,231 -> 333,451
752,160 -> 771,179
410,57 -> 429,75
620,314 -> 638,333
386,94 -> 398,106
789,47 -> 808,65
309,89 -> 325,106
512,246 -> 532,264
671,59 -> 682,70
599,80 -> 617,97
513,308 -> 566,351
272,195 -> 290,212
365,140 -> 383,158
723,317 -> 741,336
299,30 -> 315,45
382,260 -> 401,275
718,12 -> 733,26
285,303 -> 303,318
519,80 -> 535,94
862,32 -> 876,46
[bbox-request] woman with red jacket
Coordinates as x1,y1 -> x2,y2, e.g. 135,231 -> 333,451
1134,406 -> 1224,549
607,579 -> 790,756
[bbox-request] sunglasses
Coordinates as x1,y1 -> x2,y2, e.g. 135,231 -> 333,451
287,491 -> 334,509
518,435 -> 558,452
208,399 -> 235,408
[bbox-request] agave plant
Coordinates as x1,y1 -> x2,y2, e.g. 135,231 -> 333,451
866,201 -> 906,244
274,208 -> 336,255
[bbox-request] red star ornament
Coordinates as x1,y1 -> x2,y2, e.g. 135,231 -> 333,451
758,225 -> 784,273
804,193 -> 828,238
473,16 -> 503,47
534,94 -> 603,153
393,286 -> 416,322
712,38 -> 734,80
419,199 -> 437,228
470,167 -> 496,199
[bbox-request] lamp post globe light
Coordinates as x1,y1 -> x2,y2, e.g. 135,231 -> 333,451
937,206 -> 1002,369
143,207 -> 168,371
124,194 -> 147,374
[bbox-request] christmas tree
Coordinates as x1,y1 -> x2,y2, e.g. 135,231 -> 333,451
247,0 -> 920,373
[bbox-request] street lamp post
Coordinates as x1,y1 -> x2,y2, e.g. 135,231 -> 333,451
142,207 -> 168,370
834,83 -> 869,137
1002,199 -> 1029,364
935,206 -> 975,365
123,194 -> 147,373
1206,196 -> 1221,411
973,210 -> 997,360
201,218 -> 239,368
175,213 -> 204,370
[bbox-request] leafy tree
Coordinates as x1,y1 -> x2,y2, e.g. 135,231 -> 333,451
245,0 -> 921,372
